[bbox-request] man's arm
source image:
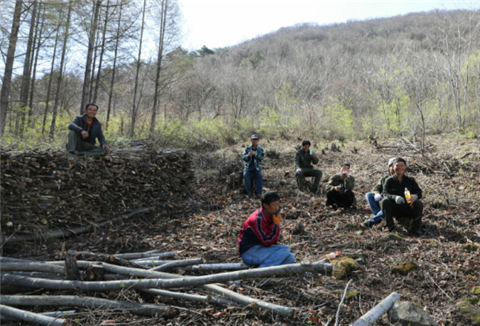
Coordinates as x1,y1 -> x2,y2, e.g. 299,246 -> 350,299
371,176 -> 385,194
294,150 -> 301,169
345,175 -> 355,190
68,116 -> 83,133
312,154 -> 319,165
325,175 -> 337,192
254,146 -> 265,161
410,177 -> 422,199
382,177 -> 399,201
242,146 -> 251,162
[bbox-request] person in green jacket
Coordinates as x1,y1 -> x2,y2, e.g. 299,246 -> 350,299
325,163 -> 356,209
295,140 -> 323,193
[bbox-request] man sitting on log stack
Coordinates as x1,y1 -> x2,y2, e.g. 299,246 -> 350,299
381,157 -> 424,236
238,191 -> 295,268
66,103 -> 110,156
325,163 -> 356,209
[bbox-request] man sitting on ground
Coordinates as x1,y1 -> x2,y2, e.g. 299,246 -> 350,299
381,157 -> 424,236
238,191 -> 295,268
295,140 -> 323,193
325,163 -> 356,209
362,158 -> 395,228
66,103 -> 110,156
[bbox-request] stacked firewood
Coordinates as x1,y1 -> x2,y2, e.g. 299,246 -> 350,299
1,147 -> 194,237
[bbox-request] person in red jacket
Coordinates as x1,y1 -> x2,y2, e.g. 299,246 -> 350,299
238,191 -> 295,268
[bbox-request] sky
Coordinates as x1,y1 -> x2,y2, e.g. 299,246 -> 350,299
178,0 -> 480,51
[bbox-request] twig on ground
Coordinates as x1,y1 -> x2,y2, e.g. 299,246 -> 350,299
334,279 -> 352,326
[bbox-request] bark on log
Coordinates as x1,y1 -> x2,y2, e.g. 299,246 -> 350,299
65,249 -> 81,280
76,251 -> 149,270
102,262 -> 331,317
0,295 -> 170,317
1,261 -> 333,292
0,304 -> 69,326
148,257 -> 204,271
182,263 -> 250,271
349,292 -> 400,326
0,262 -> 65,275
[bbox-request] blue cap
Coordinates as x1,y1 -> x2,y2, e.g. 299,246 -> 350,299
251,134 -> 259,139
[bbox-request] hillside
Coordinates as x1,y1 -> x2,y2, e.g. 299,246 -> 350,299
2,136 -> 480,325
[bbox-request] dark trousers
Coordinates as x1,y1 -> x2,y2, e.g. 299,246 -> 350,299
326,189 -> 355,208
244,166 -> 263,195
297,168 -> 323,192
381,198 -> 423,229
66,130 -> 107,157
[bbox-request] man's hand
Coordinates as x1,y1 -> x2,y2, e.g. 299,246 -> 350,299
248,150 -> 255,156
80,130 -> 89,139
272,213 -> 281,225
102,144 -> 110,151
409,195 -> 418,203
335,185 -> 342,192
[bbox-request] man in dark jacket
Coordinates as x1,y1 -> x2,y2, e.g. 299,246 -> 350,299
66,103 -> 110,156
325,163 -> 356,209
381,157 -> 424,236
238,191 -> 295,268
295,140 -> 322,193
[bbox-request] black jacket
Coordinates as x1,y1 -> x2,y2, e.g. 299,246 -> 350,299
295,149 -> 319,169
382,174 -> 422,201
68,114 -> 106,146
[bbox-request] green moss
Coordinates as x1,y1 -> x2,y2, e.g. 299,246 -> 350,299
332,257 -> 357,279
472,287 -> 480,295
464,244 -> 479,252
380,233 -> 404,242
391,261 -> 416,276
457,301 -> 480,325
346,290 -> 360,299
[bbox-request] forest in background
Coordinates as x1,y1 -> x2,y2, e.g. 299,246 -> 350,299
1,0 -> 480,149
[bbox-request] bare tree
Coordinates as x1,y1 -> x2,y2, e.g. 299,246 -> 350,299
0,0 -> 23,135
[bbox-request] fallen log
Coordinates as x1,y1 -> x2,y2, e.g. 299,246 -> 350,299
1,261 -> 333,292
0,304 -> 69,326
349,292 -> 400,326
76,251 -> 149,270
0,262 -> 65,275
114,250 -> 175,260
0,295 -> 170,317
101,262 -> 331,317
148,257 -> 204,271
182,263 -> 250,271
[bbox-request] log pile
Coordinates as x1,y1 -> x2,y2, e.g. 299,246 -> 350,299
1,147 -> 194,239
0,251 -> 334,325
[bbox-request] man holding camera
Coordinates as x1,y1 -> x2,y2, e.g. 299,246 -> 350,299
295,140 -> 323,193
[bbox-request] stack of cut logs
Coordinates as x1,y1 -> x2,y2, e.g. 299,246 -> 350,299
1,147 -> 194,236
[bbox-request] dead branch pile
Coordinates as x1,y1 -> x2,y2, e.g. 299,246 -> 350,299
0,251 -> 334,325
1,147 -> 194,240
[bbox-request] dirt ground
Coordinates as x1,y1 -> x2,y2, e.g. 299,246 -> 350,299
4,136 -> 480,325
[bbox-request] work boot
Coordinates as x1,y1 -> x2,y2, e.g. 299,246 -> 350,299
362,220 -> 373,229
384,225 -> 395,233
410,228 -> 424,236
